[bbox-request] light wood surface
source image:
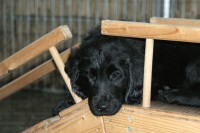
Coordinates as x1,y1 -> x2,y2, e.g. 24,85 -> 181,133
101,20 -> 200,43
0,45 -> 79,100
142,39 -> 154,108
0,25 -> 72,78
24,100 -> 200,133
24,99 -> 105,133
104,102 -> 200,133
49,46 -> 82,103
151,17 -> 200,27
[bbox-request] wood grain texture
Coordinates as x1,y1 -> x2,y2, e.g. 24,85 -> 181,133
142,39 -> 154,108
0,25 -> 72,78
151,17 -> 200,27
101,20 -> 200,43
49,46 -> 82,103
24,100 -> 200,133
104,102 -> 200,133
24,99 -> 104,133
0,44 -> 79,100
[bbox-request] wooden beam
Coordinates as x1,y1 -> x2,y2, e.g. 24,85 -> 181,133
0,44 -> 79,101
151,17 -> 200,26
101,20 -> 200,43
0,25 -> 72,78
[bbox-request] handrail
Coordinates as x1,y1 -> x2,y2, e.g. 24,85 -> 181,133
101,20 -> 200,43
151,17 -> 200,27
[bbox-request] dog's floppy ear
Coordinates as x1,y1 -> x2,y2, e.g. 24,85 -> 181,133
125,58 -> 143,104
65,48 -> 87,98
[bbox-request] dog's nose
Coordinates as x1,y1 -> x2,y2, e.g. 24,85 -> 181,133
97,103 -> 109,112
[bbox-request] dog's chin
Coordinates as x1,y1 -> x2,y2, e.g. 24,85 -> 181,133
88,98 -> 123,116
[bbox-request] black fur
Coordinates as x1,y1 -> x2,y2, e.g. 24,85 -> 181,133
64,26 -> 200,116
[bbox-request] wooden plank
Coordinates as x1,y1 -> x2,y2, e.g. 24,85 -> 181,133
0,44 -> 79,100
0,25 -> 72,78
24,100 -> 200,133
104,102 -> 200,133
22,116 -> 61,133
24,99 -> 104,133
101,20 -> 200,43
151,17 -> 200,26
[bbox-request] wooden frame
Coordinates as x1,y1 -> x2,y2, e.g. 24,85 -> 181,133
1,18 -> 200,133
0,25 -> 82,102
0,44 -> 79,100
0,26 -> 72,78
101,19 -> 200,108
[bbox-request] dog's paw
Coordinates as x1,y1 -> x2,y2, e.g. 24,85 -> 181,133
158,88 -> 179,104
52,98 -> 75,116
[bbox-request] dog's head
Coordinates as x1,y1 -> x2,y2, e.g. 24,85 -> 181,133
65,26 -> 144,116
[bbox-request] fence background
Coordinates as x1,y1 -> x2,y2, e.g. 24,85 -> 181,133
1,0 -> 200,132
1,0 -> 200,92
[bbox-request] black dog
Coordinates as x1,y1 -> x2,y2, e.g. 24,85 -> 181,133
65,26 -> 200,116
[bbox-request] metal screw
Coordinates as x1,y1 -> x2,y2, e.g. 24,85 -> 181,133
127,126 -> 133,132
106,118 -> 111,122
128,116 -> 134,122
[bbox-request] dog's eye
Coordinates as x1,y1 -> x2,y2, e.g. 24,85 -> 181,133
87,69 -> 97,81
109,70 -> 121,81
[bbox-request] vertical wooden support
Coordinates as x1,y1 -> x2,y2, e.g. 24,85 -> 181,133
142,39 -> 154,108
49,47 -> 82,103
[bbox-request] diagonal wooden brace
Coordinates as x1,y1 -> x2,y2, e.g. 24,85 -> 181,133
49,46 -> 82,103
48,26 -> 82,103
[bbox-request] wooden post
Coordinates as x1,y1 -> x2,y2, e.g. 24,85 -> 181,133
49,47 -> 82,103
142,39 -> 154,108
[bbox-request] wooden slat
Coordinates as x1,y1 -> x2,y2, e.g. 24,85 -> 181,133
0,44 -> 79,100
104,102 -> 200,133
151,17 -> 200,26
0,25 -> 72,78
24,99 -> 104,133
101,20 -> 200,43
